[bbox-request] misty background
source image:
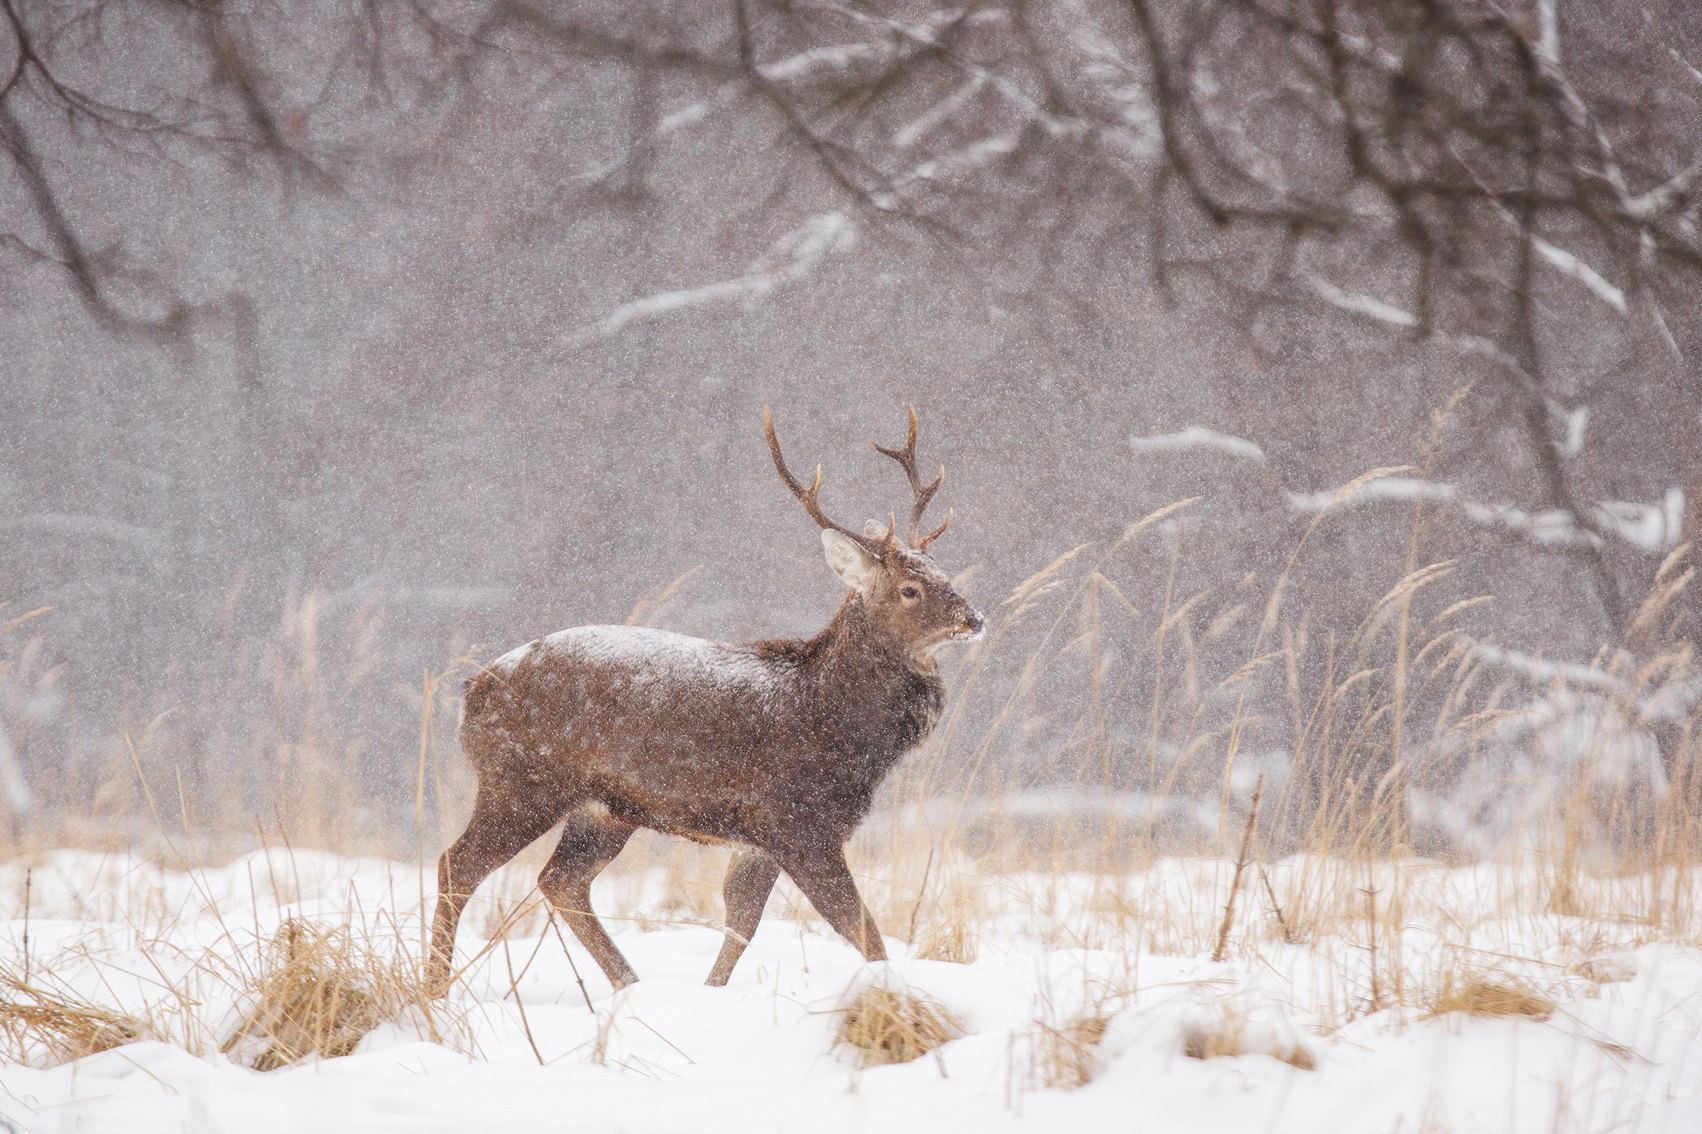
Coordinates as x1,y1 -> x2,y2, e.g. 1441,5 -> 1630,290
2,0 -> 1699,847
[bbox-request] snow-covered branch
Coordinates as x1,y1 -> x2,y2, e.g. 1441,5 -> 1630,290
1305,275 -> 1419,328
1285,478 -> 1683,554
566,213 -> 855,346
1129,427 -> 1266,461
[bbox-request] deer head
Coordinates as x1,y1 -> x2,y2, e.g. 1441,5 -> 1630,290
764,405 -> 985,662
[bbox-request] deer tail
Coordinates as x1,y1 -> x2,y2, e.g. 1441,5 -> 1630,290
463,668 -> 499,718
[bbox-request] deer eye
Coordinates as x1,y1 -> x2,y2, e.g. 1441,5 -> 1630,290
900,584 -> 922,600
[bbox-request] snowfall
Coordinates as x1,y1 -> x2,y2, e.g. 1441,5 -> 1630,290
0,847 -> 1695,1134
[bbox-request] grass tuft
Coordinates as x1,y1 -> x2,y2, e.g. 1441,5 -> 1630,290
1030,1012 -> 1112,1088
1181,1004 -> 1315,1069
221,918 -> 411,1070
0,972 -> 143,1066
1569,955 -> 1638,985
834,984 -> 963,1067
914,919 -> 977,964
1425,972 -> 1554,1021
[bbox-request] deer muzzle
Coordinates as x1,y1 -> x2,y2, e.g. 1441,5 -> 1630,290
951,608 -> 986,640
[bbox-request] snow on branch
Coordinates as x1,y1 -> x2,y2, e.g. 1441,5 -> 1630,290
1472,643 -> 1628,695
1463,640 -> 1702,728
1129,426 -> 1265,461
1305,275 -> 1419,327
1595,489 -> 1685,552
1285,478 -> 1683,553
1535,0 -> 1561,67
1468,643 -> 1700,725
1313,221 -> 1628,325
757,43 -> 884,82
1532,237 -> 1627,313
566,214 -> 855,346
1613,156 -> 1702,223
1285,477 -> 1461,516
891,133 -> 1021,193
893,75 -> 986,149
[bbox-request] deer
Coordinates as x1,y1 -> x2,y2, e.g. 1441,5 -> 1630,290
425,406 -> 984,996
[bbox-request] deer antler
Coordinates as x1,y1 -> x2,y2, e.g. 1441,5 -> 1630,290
763,406 -> 893,558
871,404 -> 951,550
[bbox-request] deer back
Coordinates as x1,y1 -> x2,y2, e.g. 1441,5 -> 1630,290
460,607 -> 947,845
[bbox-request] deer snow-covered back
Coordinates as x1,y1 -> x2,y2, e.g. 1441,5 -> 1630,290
427,406 -> 983,995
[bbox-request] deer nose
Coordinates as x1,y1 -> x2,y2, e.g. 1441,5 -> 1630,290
962,608 -> 986,639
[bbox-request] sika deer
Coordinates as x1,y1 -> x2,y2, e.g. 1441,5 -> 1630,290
426,406 -> 983,995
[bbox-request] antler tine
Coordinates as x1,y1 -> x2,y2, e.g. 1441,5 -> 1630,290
918,506 -> 952,550
763,406 -> 886,556
870,404 -> 946,548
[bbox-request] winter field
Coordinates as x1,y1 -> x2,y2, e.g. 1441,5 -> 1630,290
5,495 -> 1702,1132
0,834 -> 1695,1134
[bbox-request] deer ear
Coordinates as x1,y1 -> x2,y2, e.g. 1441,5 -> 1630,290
822,529 -> 879,592
864,518 -> 892,542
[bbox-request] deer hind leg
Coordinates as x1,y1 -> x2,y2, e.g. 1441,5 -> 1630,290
773,842 -> 887,963
428,783 -> 572,998
705,849 -> 781,987
536,807 -> 639,990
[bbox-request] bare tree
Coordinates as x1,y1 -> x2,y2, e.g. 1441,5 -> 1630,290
622,0 -> 1702,639
7,0 -> 1701,828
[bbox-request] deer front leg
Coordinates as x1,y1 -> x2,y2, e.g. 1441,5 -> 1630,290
772,842 -> 887,963
706,849 -> 781,987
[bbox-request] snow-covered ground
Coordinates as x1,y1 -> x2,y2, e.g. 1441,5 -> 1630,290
0,848 -> 1695,1133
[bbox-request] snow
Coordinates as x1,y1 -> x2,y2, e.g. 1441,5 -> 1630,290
757,44 -> 883,82
1310,235 -> 1626,321
1471,643 -> 1633,695
1533,237 -> 1628,313
0,850 -> 1695,1132
1128,427 -> 1265,462
502,625 -> 780,700
0,513 -> 167,569
657,102 -> 710,135
1560,405 -> 1590,456
1286,477 -> 1684,553
1286,476 -> 1456,514
1306,274 -> 1421,327
1413,684 -> 1670,855
892,134 -> 1022,194
1594,488 -> 1684,552
566,214 -> 855,345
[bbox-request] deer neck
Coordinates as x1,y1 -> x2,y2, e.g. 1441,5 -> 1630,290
808,594 -> 944,732
833,593 -> 943,669
817,592 -> 913,666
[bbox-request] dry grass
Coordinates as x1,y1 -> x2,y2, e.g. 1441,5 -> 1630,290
220,918 -> 433,1071
472,841 -> 558,942
1181,1003 -> 1316,1070
1027,1012 -> 1112,1089
834,984 -> 963,1067
0,971 -> 142,1066
630,833 -> 730,927
7,475 -> 1702,893
1569,955 -> 1638,985
914,919 -> 977,964
1424,971 -> 1555,1022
